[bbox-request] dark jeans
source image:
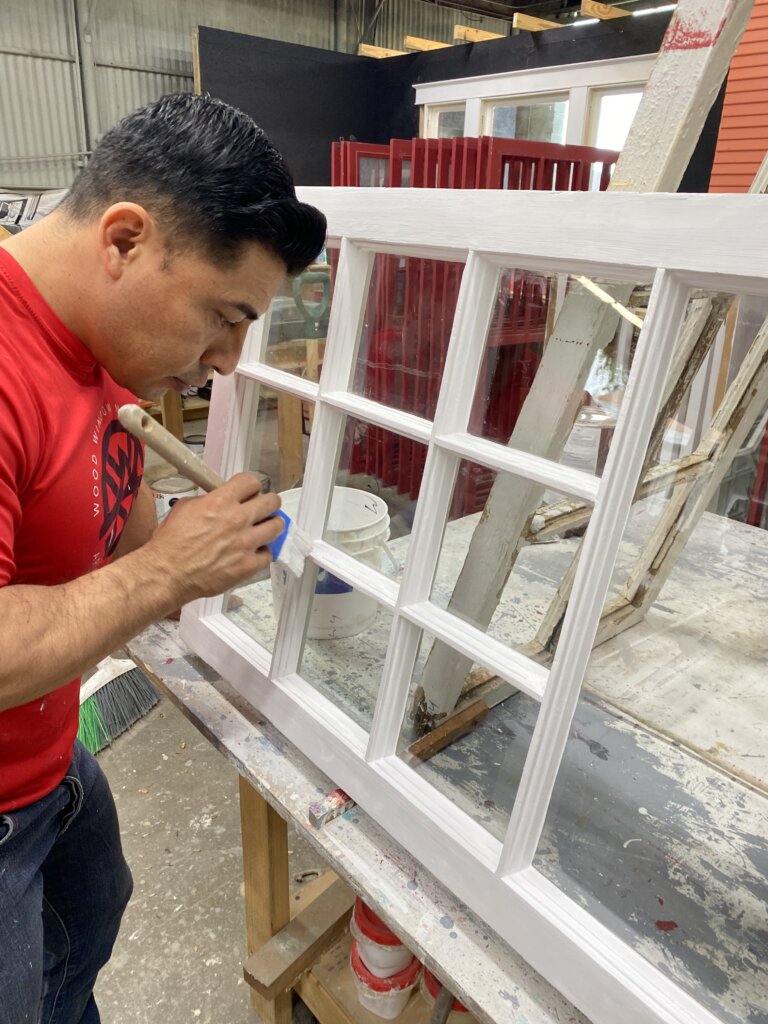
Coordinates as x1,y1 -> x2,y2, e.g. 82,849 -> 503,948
0,741 -> 133,1024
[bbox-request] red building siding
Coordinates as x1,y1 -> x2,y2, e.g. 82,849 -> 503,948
710,0 -> 768,193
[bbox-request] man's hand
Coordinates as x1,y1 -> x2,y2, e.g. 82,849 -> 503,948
145,473 -> 283,604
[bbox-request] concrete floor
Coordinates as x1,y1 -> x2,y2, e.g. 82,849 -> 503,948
94,696 -> 321,1024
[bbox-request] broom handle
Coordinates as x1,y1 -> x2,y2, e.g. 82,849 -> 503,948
118,404 -> 225,493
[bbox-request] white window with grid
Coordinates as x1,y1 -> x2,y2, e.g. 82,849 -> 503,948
181,187 -> 768,1024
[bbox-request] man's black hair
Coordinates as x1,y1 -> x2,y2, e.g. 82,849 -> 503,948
61,93 -> 326,275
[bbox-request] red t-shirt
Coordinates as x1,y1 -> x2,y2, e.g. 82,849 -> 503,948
0,247 -> 143,812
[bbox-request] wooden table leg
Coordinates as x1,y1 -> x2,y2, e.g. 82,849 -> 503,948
239,776 -> 292,1024
277,393 -> 305,491
160,391 -> 185,441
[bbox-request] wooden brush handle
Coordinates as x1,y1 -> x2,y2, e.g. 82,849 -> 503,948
118,403 -> 225,493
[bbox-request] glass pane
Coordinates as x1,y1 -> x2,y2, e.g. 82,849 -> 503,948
396,629 -> 538,842
297,564 -> 394,731
264,253 -> 333,382
592,89 -> 642,151
535,507 -> 768,1024
223,391 -> 313,652
436,108 -> 464,139
490,98 -> 568,144
468,269 -> 650,477
353,253 -> 464,421
358,156 -> 389,187
603,289 -> 766,605
588,89 -> 642,189
713,402 -> 768,528
322,414 -> 428,580
714,296 -> 768,530
431,460 -> 584,661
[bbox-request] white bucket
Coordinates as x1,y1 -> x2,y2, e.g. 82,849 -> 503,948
271,487 -> 391,640
350,941 -> 420,1020
349,898 -> 414,978
183,433 -> 206,457
151,475 -> 196,522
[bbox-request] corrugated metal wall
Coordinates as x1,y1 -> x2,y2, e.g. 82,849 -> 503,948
0,0 -> 87,188
1,0 -> 510,190
87,0 -> 337,137
709,0 -> 768,193
374,0 -> 508,48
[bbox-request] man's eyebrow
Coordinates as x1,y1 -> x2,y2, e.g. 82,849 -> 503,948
228,302 -> 259,321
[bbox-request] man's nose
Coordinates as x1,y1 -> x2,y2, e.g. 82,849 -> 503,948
206,322 -> 251,376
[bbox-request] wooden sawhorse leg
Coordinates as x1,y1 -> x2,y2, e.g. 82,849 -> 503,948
160,390 -> 185,441
239,777 -> 292,1024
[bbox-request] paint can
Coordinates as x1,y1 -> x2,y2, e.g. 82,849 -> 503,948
349,898 -> 414,978
151,475 -> 196,522
183,433 -> 206,457
349,940 -> 421,1019
270,486 -> 392,639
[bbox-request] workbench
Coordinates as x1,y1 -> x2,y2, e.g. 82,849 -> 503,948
127,619 -> 588,1024
127,510 -> 767,1024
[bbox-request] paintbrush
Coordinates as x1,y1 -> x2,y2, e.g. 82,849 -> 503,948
117,403 -> 310,578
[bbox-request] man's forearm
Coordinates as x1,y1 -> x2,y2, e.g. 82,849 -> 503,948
0,546 -> 178,712
0,474 -> 284,712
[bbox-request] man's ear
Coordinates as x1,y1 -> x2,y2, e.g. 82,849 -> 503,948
98,203 -> 155,280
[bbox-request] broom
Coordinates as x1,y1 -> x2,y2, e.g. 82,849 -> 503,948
78,655 -> 159,755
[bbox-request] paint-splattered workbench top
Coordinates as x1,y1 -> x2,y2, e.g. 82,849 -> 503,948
128,618 -> 589,1024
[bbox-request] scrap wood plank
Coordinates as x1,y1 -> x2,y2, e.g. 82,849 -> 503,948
408,699 -> 489,760
453,25 -> 505,42
405,35 -> 450,50
296,969 -> 360,1024
192,25 -> 202,94
526,452 -> 709,542
357,43 -> 406,57
512,13 -> 561,31
243,877 -> 355,999
417,0 -> 754,723
581,0 -> 630,18
291,869 -> 340,918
